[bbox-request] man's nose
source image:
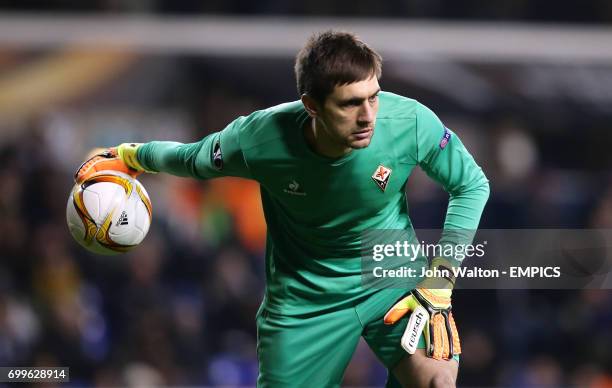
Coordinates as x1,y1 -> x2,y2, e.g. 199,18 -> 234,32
358,102 -> 375,124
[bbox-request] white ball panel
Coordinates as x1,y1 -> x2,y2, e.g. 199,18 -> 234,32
66,190 -> 86,241
108,192 -> 145,245
133,199 -> 151,235
82,182 -> 124,225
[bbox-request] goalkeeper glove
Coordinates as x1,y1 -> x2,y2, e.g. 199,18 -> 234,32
383,257 -> 461,361
75,143 -> 147,184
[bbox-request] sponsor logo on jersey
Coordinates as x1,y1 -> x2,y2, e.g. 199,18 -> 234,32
372,165 -> 392,192
283,179 -> 307,196
440,127 -> 452,149
212,139 -> 223,170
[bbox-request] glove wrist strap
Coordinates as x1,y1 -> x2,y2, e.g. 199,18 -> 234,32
117,143 -> 152,173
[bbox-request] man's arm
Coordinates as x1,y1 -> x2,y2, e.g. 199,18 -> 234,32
415,102 -> 490,265
136,116 -> 252,180
75,117 -> 252,183
76,115 -> 253,184
383,102 -> 489,360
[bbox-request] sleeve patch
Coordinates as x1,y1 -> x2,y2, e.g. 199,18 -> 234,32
212,139 -> 223,170
440,127 -> 452,149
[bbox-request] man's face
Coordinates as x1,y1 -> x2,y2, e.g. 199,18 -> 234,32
316,76 -> 380,151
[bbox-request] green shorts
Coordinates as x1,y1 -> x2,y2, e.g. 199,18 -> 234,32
256,289 -> 459,387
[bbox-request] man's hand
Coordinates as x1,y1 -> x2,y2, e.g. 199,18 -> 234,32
383,258 -> 461,361
75,143 -> 145,184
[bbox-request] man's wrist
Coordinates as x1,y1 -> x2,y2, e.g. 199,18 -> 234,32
117,143 -> 147,172
431,256 -> 456,288
418,256 -> 456,291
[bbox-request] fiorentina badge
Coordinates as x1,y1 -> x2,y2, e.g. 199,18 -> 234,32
372,164 -> 392,192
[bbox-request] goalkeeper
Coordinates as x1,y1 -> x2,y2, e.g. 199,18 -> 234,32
77,31 -> 489,388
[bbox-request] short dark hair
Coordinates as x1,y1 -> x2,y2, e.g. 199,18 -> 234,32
295,30 -> 382,103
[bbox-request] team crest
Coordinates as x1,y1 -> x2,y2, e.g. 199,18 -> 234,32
372,165 -> 392,192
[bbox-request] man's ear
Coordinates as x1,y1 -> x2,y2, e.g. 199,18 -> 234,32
301,94 -> 319,118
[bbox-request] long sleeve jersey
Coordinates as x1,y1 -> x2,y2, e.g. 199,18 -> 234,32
136,92 -> 490,315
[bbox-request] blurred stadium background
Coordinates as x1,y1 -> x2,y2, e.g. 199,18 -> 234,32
0,2 -> 611,387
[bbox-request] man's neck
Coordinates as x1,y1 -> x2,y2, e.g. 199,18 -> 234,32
304,118 -> 351,159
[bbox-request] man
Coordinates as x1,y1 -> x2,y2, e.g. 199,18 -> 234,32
76,30 -> 489,387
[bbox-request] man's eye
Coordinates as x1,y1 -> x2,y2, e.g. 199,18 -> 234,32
369,95 -> 378,103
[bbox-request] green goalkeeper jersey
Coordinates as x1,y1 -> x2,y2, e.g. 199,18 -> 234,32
136,92 -> 489,315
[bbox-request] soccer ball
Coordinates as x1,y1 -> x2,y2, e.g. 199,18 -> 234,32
66,171 -> 152,255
